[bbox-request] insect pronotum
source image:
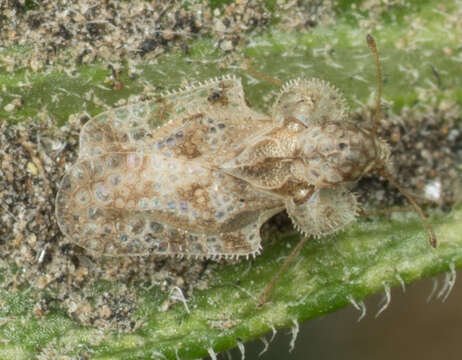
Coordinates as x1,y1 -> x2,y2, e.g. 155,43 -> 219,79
55,34 -> 436,307
257,35 -> 437,306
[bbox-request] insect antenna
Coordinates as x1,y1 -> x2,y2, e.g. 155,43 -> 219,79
366,34 -> 382,137
378,170 -> 437,248
367,34 -> 437,248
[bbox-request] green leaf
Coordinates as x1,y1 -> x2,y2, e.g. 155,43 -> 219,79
1,0 -> 461,359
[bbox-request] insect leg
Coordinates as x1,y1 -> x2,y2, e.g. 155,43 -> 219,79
243,57 -> 282,86
257,235 -> 311,307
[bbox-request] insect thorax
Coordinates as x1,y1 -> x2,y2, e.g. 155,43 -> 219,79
223,118 -> 391,196
294,122 -> 391,187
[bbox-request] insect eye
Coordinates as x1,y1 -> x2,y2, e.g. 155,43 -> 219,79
338,142 -> 348,150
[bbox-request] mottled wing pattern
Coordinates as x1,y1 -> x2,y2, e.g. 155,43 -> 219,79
79,75 -> 269,163
285,186 -> 358,237
56,151 -> 282,257
79,101 -> 159,157
144,107 -> 272,166
129,76 -> 271,165
57,75 -> 284,257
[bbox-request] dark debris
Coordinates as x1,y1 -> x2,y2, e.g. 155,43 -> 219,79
354,102 -> 462,211
0,118 -> 210,330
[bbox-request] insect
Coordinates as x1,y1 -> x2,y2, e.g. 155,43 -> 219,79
55,35 -> 436,305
